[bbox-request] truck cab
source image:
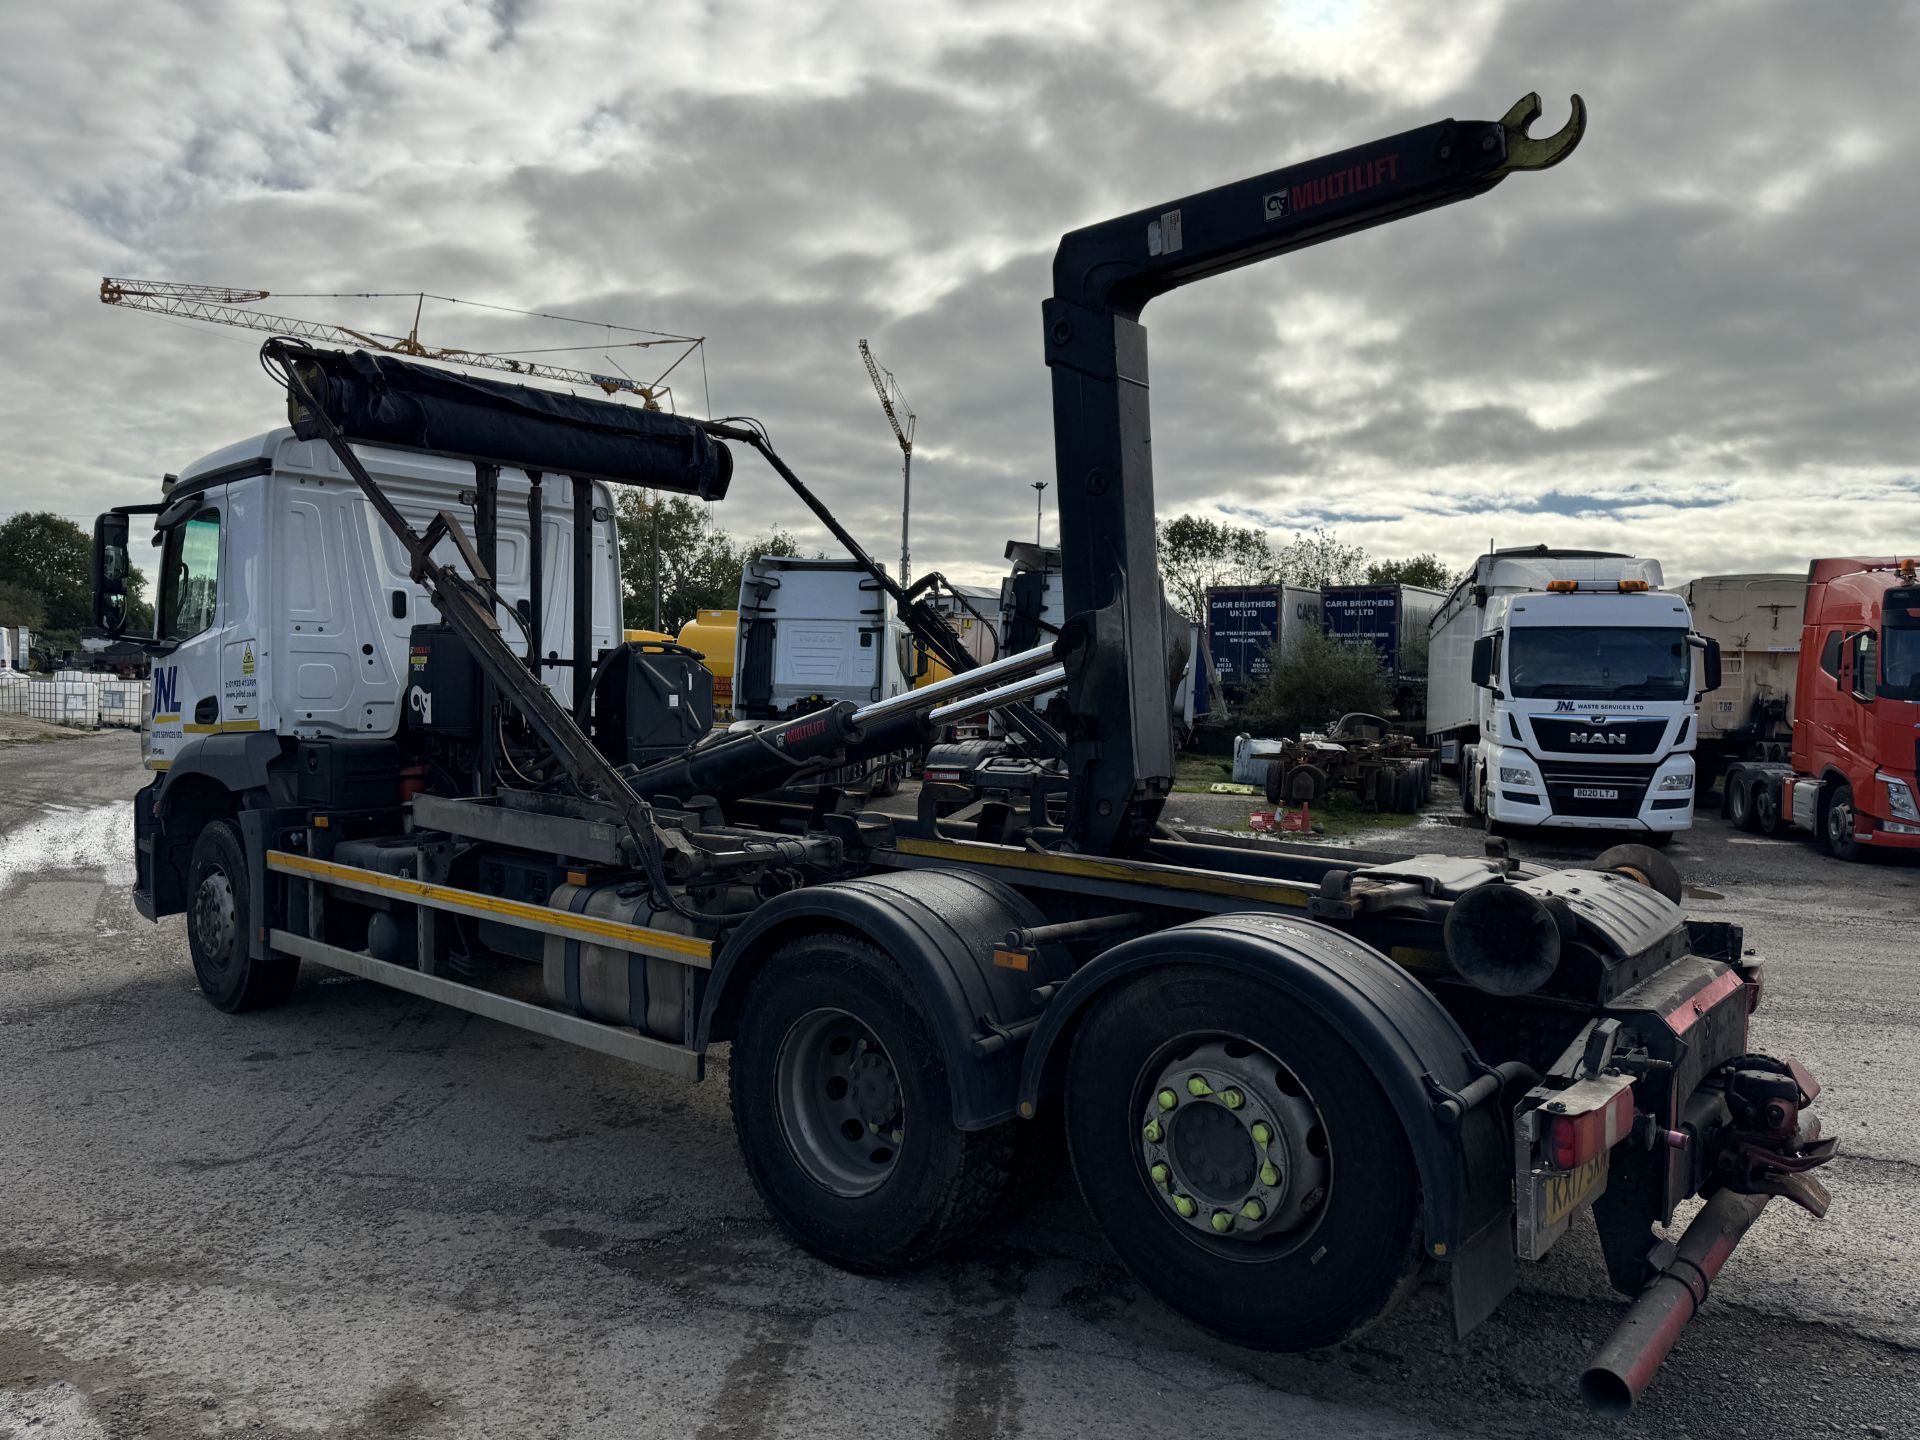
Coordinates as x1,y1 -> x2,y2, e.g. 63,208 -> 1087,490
94,427 -> 621,913
1430,550 -> 1717,839
1789,559 -> 1920,854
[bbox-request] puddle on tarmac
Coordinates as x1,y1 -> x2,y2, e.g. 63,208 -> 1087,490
0,803 -> 135,896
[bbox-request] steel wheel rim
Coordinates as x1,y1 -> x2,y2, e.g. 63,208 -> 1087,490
191,866 -> 236,969
1133,1035 -> 1331,1261
774,1007 -> 904,1198
1829,794 -> 1852,848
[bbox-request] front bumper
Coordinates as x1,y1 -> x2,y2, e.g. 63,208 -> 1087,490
1485,743 -> 1694,831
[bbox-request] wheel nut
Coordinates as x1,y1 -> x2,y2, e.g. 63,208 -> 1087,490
1150,1162 -> 1170,1186
1240,1199 -> 1265,1221
1210,1210 -> 1233,1233
1260,1161 -> 1280,1187
1143,1118 -> 1163,1143
1221,1088 -> 1244,1110
1186,1076 -> 1213,1098
1172,1194 -> 1197,1218
1251,1122 -> 1273,1147
1157,1089 -> 1179,1111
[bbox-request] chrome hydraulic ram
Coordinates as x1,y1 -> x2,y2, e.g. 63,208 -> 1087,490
625,643 -> 1062,804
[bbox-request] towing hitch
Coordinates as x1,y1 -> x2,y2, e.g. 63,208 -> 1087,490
1582,1054 -> 1836,1413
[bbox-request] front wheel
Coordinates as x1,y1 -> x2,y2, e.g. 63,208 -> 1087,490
1063,970 -> 1422,1351
186,819 -> 299,1013
729,935 -> 1018,1272
1820,783 -> 1861,861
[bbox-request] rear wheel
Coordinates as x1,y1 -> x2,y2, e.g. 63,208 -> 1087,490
1820,783 -> 1860,861
1727,775 -> 1757,831
1063,971 -> 1422,1351
1754,782 -> 1783,836
186,819 -> 299,1013
730,935 -> 1018,1271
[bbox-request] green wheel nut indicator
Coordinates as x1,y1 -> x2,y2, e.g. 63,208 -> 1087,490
1211,1210 -> 1233,1233
1186,1076 -> 1213,1098
1260,1161 -> 1280,1187
1157,1089 -> 1178,1111
1251,1122 -> 1273,1146
1172,1194 -> 1197,1218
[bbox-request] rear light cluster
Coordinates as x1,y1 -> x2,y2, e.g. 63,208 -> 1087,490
1548,1084 -> 1636,1170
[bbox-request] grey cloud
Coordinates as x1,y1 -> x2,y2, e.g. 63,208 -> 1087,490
3,0 -> 1917,590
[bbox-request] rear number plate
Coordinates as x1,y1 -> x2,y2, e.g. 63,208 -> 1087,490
1541,1153 -> 1609,1226
1574,787 -> 1619,800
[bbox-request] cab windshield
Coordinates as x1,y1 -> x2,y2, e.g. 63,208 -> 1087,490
1883,590 -> 1920,701
1507,626 -> 1690,702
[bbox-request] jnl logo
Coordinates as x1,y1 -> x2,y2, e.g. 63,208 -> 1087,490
152,666 -> 179,718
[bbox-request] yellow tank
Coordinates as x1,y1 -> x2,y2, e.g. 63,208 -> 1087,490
676,609 -> 739,712
914,649 -> 953,690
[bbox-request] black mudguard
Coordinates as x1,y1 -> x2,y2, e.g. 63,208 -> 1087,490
1018,911 -> 1517,1335
700,867 -> 1063,1130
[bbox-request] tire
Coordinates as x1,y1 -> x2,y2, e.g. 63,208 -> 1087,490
1642,830 -> 1675,850
1592,842 -> 1684,903
1726,776 -> 1757,831
1264,761 -> 1289,808
1460,759 -> 1480,817
1063,970 -> 1423,1351
1292,764 -> 1328,806
729,935 -> 1018,1272
1754,783 -> 1782,836
185,819 -> 299,1013
1819,783 -> 1861,862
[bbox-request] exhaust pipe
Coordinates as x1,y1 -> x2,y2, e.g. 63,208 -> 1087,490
1580,1187 -> 1771,1415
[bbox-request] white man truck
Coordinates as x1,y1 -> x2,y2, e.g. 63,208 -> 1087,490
1427,547 -> 1720,842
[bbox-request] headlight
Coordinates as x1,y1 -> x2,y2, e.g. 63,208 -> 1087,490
1499,766 -> 1533,786
1657,772 -> 1694,792
1884,775 -> 1920,823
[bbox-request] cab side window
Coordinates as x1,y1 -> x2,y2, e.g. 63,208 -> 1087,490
1852,631 -> 1877,701
1818,629 -> 1842,677
159,511 -> 221,641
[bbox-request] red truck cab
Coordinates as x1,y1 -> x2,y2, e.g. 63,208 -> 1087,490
1726,557 -> 1920,857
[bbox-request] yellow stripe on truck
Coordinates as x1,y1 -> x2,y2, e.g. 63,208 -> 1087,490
890,835 -> 1312,907
265,851 -> 714,965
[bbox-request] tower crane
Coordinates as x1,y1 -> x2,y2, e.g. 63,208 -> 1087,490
858,338 -> 916,584
99,278 -> 703,411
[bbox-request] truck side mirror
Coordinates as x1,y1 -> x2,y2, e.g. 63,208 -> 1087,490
91,511 -> 132,636
1698,636 -> 1721,693
1470,634 -> 1495,688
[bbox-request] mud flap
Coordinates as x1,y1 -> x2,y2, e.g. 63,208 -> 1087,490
1450,1213 -> 1517,1337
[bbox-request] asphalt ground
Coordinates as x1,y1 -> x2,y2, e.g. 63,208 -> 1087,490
2,732 -> 1914,1440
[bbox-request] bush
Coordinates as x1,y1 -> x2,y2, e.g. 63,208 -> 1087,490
1241,629 -> 1392,737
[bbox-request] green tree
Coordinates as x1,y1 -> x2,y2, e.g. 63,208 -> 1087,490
0,512 -> 91,631
1275,526 -> 1368,589
1365,553 -> 1454,590
1156,515 -> 1280,618
614,493 -> 810,633
0,580 -> 46,629
1242,627 -> 1392,737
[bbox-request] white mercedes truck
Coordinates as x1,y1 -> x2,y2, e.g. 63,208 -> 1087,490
1427,547 -> 1720,842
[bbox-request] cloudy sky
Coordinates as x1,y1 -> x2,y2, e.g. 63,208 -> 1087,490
4,0 -> 1916,589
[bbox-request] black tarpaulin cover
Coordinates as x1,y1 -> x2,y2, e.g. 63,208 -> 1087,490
285,347 -> 732,499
